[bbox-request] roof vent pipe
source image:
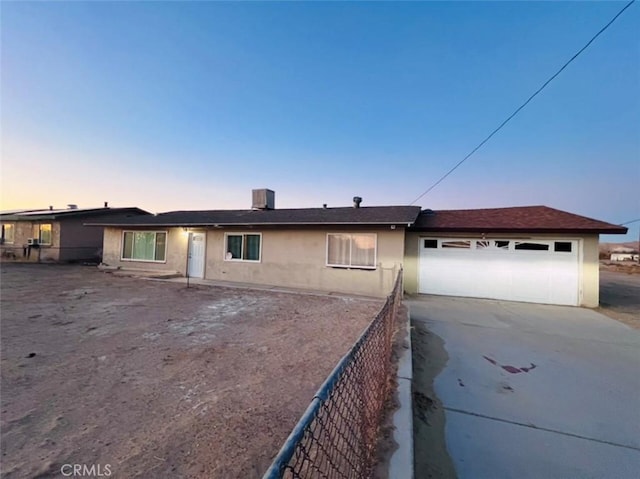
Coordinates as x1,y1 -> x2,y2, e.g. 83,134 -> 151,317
49,205 -> 53,211
353,196 -> 362,208
67,204 -> 78,210
104,201 -> 109,208
323,204 -> 327,209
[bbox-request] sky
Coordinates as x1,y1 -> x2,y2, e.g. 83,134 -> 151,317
1,1 -> 639,241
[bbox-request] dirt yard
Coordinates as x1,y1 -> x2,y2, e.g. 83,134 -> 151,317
599,265 -> 640,329
0,264 -> 382,478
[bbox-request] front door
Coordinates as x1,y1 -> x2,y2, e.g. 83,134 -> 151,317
187,232 -> 206,278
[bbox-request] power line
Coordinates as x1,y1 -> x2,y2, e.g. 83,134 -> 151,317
620,218 -> 640,225
409,0 -> 636,206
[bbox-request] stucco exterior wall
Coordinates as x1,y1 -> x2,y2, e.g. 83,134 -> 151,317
581,235 -> 599,308
204,227 -> 406,297
404,231 -> 601,307
102,227 -> 189,274
0,221 -> 61,262
102,226 -> 406,297
1,211 -> 149,263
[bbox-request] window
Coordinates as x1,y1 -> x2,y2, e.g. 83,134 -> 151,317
122,231 -> 167,262
1,223 -> 14,244
327,233 -> 376,269
554,241 -> 572,253
442,240 -> 471,249
424,239 -> 438,249
514,241 -> 549,251
476,240 -> 510,250
38,224 -> 52,245
225,233 -> 261,261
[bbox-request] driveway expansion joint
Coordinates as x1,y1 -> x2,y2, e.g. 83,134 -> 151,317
443,406 -> 640,452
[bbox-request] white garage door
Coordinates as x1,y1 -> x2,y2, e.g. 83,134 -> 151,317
418,238 -> 580,306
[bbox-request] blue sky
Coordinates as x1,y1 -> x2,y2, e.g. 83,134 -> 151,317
1,1 -> 638,241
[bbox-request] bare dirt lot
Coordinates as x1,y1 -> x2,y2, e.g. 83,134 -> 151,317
0,264 -> 382,478
599,266 -> 640,329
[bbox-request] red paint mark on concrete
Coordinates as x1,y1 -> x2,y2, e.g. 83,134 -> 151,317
501,365 -> 522,374
484,356 -> 537,374
483,355 -> 497,365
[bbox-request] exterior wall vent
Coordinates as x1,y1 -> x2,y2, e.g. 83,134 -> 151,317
252,189 -> 275,210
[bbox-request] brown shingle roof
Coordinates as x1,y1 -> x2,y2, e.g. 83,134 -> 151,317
412,206 -> 627,234
87,206 -> 422,227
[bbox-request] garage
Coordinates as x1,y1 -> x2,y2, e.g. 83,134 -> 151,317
404,206 -> 628,307
418,237 -> 580,306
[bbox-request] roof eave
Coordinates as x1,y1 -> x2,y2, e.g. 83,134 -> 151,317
3,207 -> 149,222
408,226 -> 628,235
87,221 -> 415,227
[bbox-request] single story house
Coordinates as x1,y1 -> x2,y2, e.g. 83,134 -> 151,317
0,205 -> 149,262
89,190 -> 627,308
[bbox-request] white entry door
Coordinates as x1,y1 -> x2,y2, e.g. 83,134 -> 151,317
188,232 -> 206,278
418,238 -> 580,306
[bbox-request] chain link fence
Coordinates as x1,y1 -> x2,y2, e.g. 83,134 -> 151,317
263,271 -> 404,479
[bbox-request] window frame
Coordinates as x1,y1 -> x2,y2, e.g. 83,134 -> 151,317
326,233 -> 378,270
554,241 -> 573,253
120,230 -> 168,263
423,237 -> 577,255
475,240 -> 510,251
423,239 -> 438,249
514,241 -> 551,252
38,224 -> 53,245
441,240 -> 471,249
1,223 -> 15,244
223,232 -> 262,263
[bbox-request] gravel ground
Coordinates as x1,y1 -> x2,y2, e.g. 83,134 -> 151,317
598,266 -> 640,329
0,264 -> 382,478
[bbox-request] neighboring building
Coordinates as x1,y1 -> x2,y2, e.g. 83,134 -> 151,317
89,190 -> 627,307
0,205 -> 149,263
610,248 -> 639,262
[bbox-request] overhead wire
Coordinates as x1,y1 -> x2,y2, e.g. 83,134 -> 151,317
409,0 -> 637,206
620,218 -> 640,225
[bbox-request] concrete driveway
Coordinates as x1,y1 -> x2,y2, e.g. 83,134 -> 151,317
409,295 -> 640,479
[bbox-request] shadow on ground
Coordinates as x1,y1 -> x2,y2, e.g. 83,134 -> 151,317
412,320 -> 457,479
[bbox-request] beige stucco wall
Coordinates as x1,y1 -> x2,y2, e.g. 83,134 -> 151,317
2,211 -> 152,263
102,227 -> 189,274
0,220 -> 61,262
204,227 -> 406,297
404,231 -> 601,307
102,226 -> 406,297
581,235 -> 599,307
100,225 -> 602,305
